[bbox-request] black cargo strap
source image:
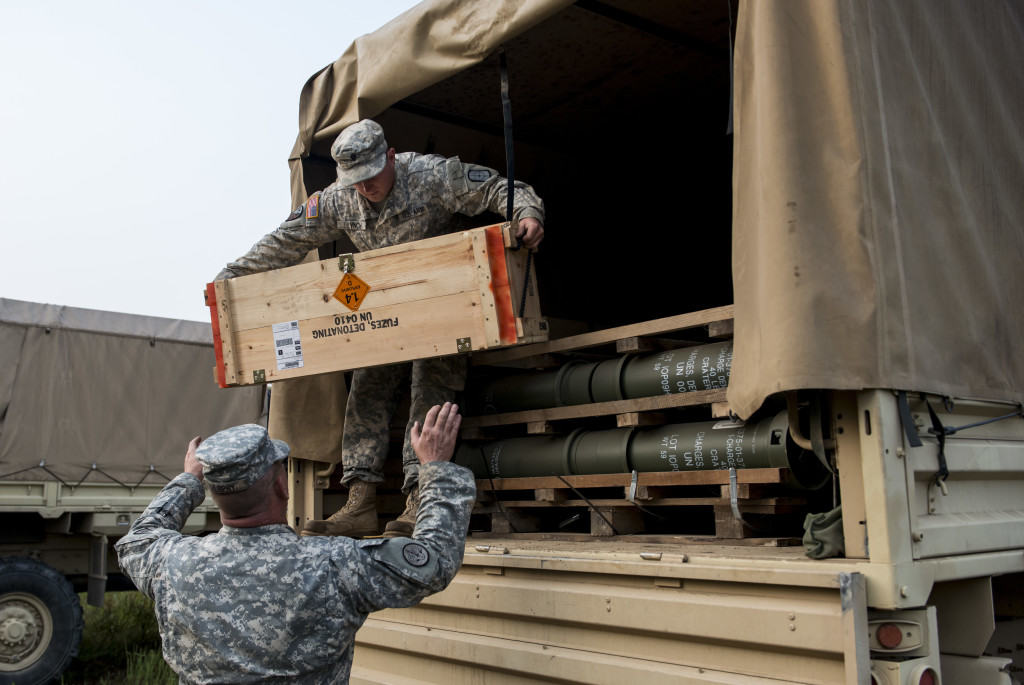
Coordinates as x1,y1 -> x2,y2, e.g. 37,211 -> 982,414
0,462 -> 172,488
926,399 -> 1024,492
498,48 -> 534,317
499,49 -> 515,223
899,391 -> 1024,496
0,464 -> 59,482
557,475 -> 619,535
896,391 -> 923,447
922,397 -> 950,492
931,406 -> 1024,436
497,49 -> 536,317
897,391 -> 948,492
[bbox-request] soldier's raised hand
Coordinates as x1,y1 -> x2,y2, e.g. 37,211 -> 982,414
410,402 -> 461,464
184,436 -> 204,480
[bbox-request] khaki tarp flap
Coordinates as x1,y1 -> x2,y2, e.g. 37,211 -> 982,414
288,0 -> 574,204
0,300 -> 263,484
729,0 -> 1024,417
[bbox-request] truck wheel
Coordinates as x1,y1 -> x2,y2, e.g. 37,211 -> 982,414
0,557 -> 83,685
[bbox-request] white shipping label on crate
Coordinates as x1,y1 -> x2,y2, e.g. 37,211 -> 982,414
272,321 -> 304,371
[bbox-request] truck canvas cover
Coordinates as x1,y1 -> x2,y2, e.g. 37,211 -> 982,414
272,0 -> 1022,453
0,299 -> 264,484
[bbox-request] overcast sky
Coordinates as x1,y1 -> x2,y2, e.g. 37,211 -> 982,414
0,0 -> 421,323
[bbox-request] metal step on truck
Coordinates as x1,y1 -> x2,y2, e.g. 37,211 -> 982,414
0,299 -> 264,684
255,1 -> 1024,683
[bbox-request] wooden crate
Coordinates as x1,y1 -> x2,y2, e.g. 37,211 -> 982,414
205,223 -> 546,387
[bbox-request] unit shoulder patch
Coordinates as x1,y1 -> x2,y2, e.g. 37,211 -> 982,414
360,537 -> 439,586
401,542 -> 429,567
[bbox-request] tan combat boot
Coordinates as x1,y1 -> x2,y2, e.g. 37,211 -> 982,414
302,480 -> 378,538
382,486 -> 419,538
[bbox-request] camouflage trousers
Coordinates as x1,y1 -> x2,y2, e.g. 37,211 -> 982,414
341,356 -> 466,492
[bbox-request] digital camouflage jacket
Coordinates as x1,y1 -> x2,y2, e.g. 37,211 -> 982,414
218,152 -> 544,278
115,461 -> 476,684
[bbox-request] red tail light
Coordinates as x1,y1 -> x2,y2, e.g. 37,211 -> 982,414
876,622 -> 903,649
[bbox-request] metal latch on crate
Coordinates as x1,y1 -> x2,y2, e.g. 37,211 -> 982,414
334,254 -> 370,311
628,470 -> 639,502
457,337 -> 472,353
729,468 -> 768,533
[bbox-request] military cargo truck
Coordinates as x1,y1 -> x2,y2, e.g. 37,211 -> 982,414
244,1 -> 1024,683
0,299 -> 264,684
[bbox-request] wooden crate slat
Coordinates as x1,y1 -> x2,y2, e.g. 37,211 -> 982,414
227,235 -> 478,331
471,229 -> 503,348
232,291 -> 482,383
476,498 -> 802,509
474,467 -> 788,491
462,388 -> 728,429
207,280 -> 237,387
471,304 -> 734,365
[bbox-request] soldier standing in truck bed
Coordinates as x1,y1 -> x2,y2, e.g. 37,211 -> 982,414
216,119 -> 544,537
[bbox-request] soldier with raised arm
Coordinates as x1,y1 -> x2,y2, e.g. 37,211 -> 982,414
115,402 -> 474,684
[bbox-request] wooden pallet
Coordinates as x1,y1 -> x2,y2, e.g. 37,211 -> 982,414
462,305 -> 737,439
470,468 -> 806,540
469,305 -> 734,366
461,387 -> 730,439
455,305 -> 783,541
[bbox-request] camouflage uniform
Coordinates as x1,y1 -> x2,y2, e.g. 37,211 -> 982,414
115,424 -> 476,684
217,122 -> 544,492
216,153 -> 544,277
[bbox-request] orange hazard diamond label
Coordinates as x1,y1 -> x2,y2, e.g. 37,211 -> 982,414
333,272 -> 371,311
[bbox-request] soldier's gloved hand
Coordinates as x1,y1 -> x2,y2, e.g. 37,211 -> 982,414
411,402 -> 462,465
517,217 -> 544,249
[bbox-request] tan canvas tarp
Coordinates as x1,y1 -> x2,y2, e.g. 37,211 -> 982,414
271,0 -> 1022,454
730,0 -> 1024,416
0,299 -> 264,484
287,0 -> 575,205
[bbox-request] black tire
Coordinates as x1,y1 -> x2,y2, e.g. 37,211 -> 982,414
0,557 -> 83,685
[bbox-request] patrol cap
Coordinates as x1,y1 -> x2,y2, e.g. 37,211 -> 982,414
195,424 -> 289,495
331,119 -> 388,187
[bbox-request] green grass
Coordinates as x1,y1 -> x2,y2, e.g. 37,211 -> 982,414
61,591 -> 176,685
